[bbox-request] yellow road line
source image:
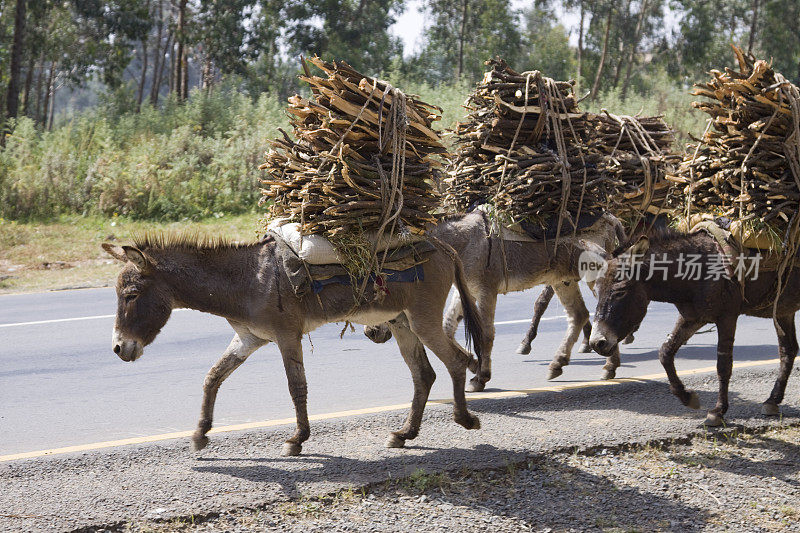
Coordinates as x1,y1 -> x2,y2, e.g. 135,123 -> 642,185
0,358 -> 780,463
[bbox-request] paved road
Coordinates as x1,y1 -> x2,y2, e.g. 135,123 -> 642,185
0,285 -> 783,457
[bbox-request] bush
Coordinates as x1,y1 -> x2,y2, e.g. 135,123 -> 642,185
0,87 -> 288,220
0,74 -> 704,222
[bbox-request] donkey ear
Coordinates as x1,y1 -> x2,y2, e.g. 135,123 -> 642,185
102,243 -> 128,263
579,239 -> 608,260
122,246 -> 152,273
628,236 -> 650,256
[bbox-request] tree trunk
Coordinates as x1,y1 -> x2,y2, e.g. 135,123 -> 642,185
611,0 -> 631,88
174,0 -> 187,101
43,63 -> 55,130
136,42 -> 149,111
201,53 -> 213,92
149,0 -> 164,105
169,40 -> 176,95
621,0 -> 648,100
34,58 -> 44,126
3,0 -> 27,143
22,53 -> 35,117
457,0 -> 468,79
576,0 -> 585,94
748,0 -> 760,54
180,45 -> 189,101
590,7 -> 614,100
154,32 -> 172,105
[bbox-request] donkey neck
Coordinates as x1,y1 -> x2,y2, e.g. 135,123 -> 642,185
641,232 -> 719,304
146,244 -> 263,318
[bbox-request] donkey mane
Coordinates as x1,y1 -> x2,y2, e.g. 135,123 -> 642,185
612,225 -> 689,256
132,231 -> 266,252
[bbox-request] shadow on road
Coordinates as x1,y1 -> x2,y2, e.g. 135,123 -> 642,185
194,443 -> 712,531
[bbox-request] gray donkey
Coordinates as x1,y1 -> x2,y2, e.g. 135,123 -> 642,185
102,232 -> 484,456
368,211 -> 626,391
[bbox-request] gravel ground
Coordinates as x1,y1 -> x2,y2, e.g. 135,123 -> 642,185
2,368 -> 799,532
123,425 -> 800,533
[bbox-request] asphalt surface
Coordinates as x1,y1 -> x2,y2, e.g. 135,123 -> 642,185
0,285 -> 782,456
1,286 -> 798,531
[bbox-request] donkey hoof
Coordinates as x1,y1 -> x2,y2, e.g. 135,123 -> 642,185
281,442 -> 302,456
579,342 -> 593,353
761,402 -> 780,416
192,434 -> 209,451
704,413 -> 724,427
386,434 -> 406,448
687,391 -> 701,410
547,367 -> 563,380
467,377 -> 486,393
601,368 -> 616,380
516,343 -> 531,355
456,413 -> 481,430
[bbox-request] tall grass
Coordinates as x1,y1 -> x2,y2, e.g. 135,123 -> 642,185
0,76 -> 705,221
0,87 -> 287,220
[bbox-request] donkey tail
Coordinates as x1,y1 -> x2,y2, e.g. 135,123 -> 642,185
430,236 -> 485,368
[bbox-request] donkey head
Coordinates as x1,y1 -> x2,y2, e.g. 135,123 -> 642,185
589,237 -> 651,356
102,243 -> 173,362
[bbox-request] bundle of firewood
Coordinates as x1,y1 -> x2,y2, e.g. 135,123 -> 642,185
668,46 -> 800,237
590,112 -> 680,217
260,57 -> 447,240
445,58 -> 678,229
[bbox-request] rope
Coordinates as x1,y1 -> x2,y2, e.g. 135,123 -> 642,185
771,74 -> 800,334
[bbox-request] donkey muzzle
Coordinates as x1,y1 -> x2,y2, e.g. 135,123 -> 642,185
589,325 -> 618,356
112,329 -> 143,362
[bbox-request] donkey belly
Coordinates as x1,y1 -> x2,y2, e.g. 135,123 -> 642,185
345,308 -> 405,327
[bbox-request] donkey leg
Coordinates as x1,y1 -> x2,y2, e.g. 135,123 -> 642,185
547,282 -> 589,380
705,316 -> 737,427
443,291 -> 464,340
408,316 -> 480,431
467,292 -> 496,392
578,320 -> 594,353
276,335 -> 310,456
516,285 -> 555,355
763,315 -> 798,416
384,314 -> 437,448
193,332 -> 266,451
659,317 -> 705,410
601,346 -> 621,380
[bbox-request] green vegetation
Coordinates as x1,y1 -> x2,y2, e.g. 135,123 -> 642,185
0,212 -> 261,293
0,88 -> 285,220
0,0 -> 797,226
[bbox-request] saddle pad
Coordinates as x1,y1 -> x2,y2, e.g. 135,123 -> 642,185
267,219 -> 425,265
272,233 -> 435,297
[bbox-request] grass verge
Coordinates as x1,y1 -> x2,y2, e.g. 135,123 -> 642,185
0,212 -> 264,294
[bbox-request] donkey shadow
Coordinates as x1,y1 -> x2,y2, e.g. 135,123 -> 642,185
193,443 -> 712,532
465,368 -> 800,426
670,430 -> 800,490
522,343 -> 781,373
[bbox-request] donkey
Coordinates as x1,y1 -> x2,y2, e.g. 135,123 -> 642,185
368,211 -> 626,391
589,228 -> 800,426
516,284 -> 635,356
102,232 -> 485,456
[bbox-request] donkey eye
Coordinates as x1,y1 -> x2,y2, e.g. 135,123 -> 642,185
124,293 -> 139,303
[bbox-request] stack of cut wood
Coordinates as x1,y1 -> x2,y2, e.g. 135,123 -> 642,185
590,112 -> 680,217
445,58 -> 678,229
260,57 -> 447,240
668,46 -> 800,238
